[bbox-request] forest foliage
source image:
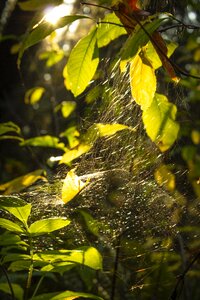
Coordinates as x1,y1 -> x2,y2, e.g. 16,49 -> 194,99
0,0 -> 200,299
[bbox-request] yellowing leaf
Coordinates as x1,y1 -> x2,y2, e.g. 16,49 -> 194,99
154,164 -> 175,192
84,123 -> 130,145
61,101 -> 76,118
96,123 -> 129,136
61,169 -> 89,204
191,130 -> 200,145
130,53 -> 156,110
0,169 -> 45,194
60,123 -> 130,165
146,41 -> 178,70
142,93 -> 180,151
63,29 -> 99,97
24,87 -> 45,105
59,144 -> 91,165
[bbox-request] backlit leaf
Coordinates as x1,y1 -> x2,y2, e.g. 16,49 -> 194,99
60,127 -> 80,149
84,123 -> 130,144
18,0 -> 62,11
61,169 -> 89,204
0,121 -> 21,135
97,13 -> 127,48
35,246 -> 102,270
154,164 -> 176,192
8,260 -> 31,272
0,218 -> 24,233
60,101 -> 76,118
63,28 -> 99,97
142,93 -> 180,151
18,15 -> 88,67
24,87 -> 45,105
0,195 -> 27,207
0,169 -> 45,194
1,204 -> 31,225
29,218 -> 71,236
121,17 -> 166,61
31,290 -> 103,300
146,40 -> 178,70
59,144 -> 91,165
20,135 -> 66,150
130,52 -> 156,110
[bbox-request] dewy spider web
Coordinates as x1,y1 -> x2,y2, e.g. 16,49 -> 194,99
20,58 -> 190,299
25,59 -> 184,250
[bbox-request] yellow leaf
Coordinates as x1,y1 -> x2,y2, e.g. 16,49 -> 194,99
59,144 -> 91,165
24,87 -> 45,105
130,52 -> 156,110
61,169 -> 89,204
154,165 -> 175,192
0,170 -> 45,194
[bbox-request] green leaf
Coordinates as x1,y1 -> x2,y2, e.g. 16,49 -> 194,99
29,218 -> 71,236
79,210 -> 99,236
3,254 -> 31,264
39,49 -> 65,67
121,17 -> 166,61
142,93 -> 180,151
63,28 -> 99,97
0,195 -> 27,207
18,0 -> 62,11
24,87 -> 45,105
0,135 -> 23,142
1,204 -> 31,225
0,169 -> 45,194
60,126 -> 80,149
20,135 -> 66,150
0,232 -> 22,246
0,283 -> 24,300
97,13 -> 126,48
40,262 -> 74,274
8,260 -> 31,272
18,15 -> 88,67
0,218 -> 24,233
31,290 -> 103,300
35,246 -> 102,270
0,121 -> 21,135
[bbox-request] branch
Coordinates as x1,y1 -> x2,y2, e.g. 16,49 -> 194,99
119,10 -> 200,80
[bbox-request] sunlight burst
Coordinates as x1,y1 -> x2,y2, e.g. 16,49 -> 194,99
44,3 -> 73,25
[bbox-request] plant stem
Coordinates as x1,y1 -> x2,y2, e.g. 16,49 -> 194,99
30,275 -> 45,300
24,235 -> 34,300
0,264 -> 15,300
110,236 -> 121,300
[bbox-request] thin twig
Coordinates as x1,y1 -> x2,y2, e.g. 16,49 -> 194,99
169,251 -> 200,300
119,10 -> 200,79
